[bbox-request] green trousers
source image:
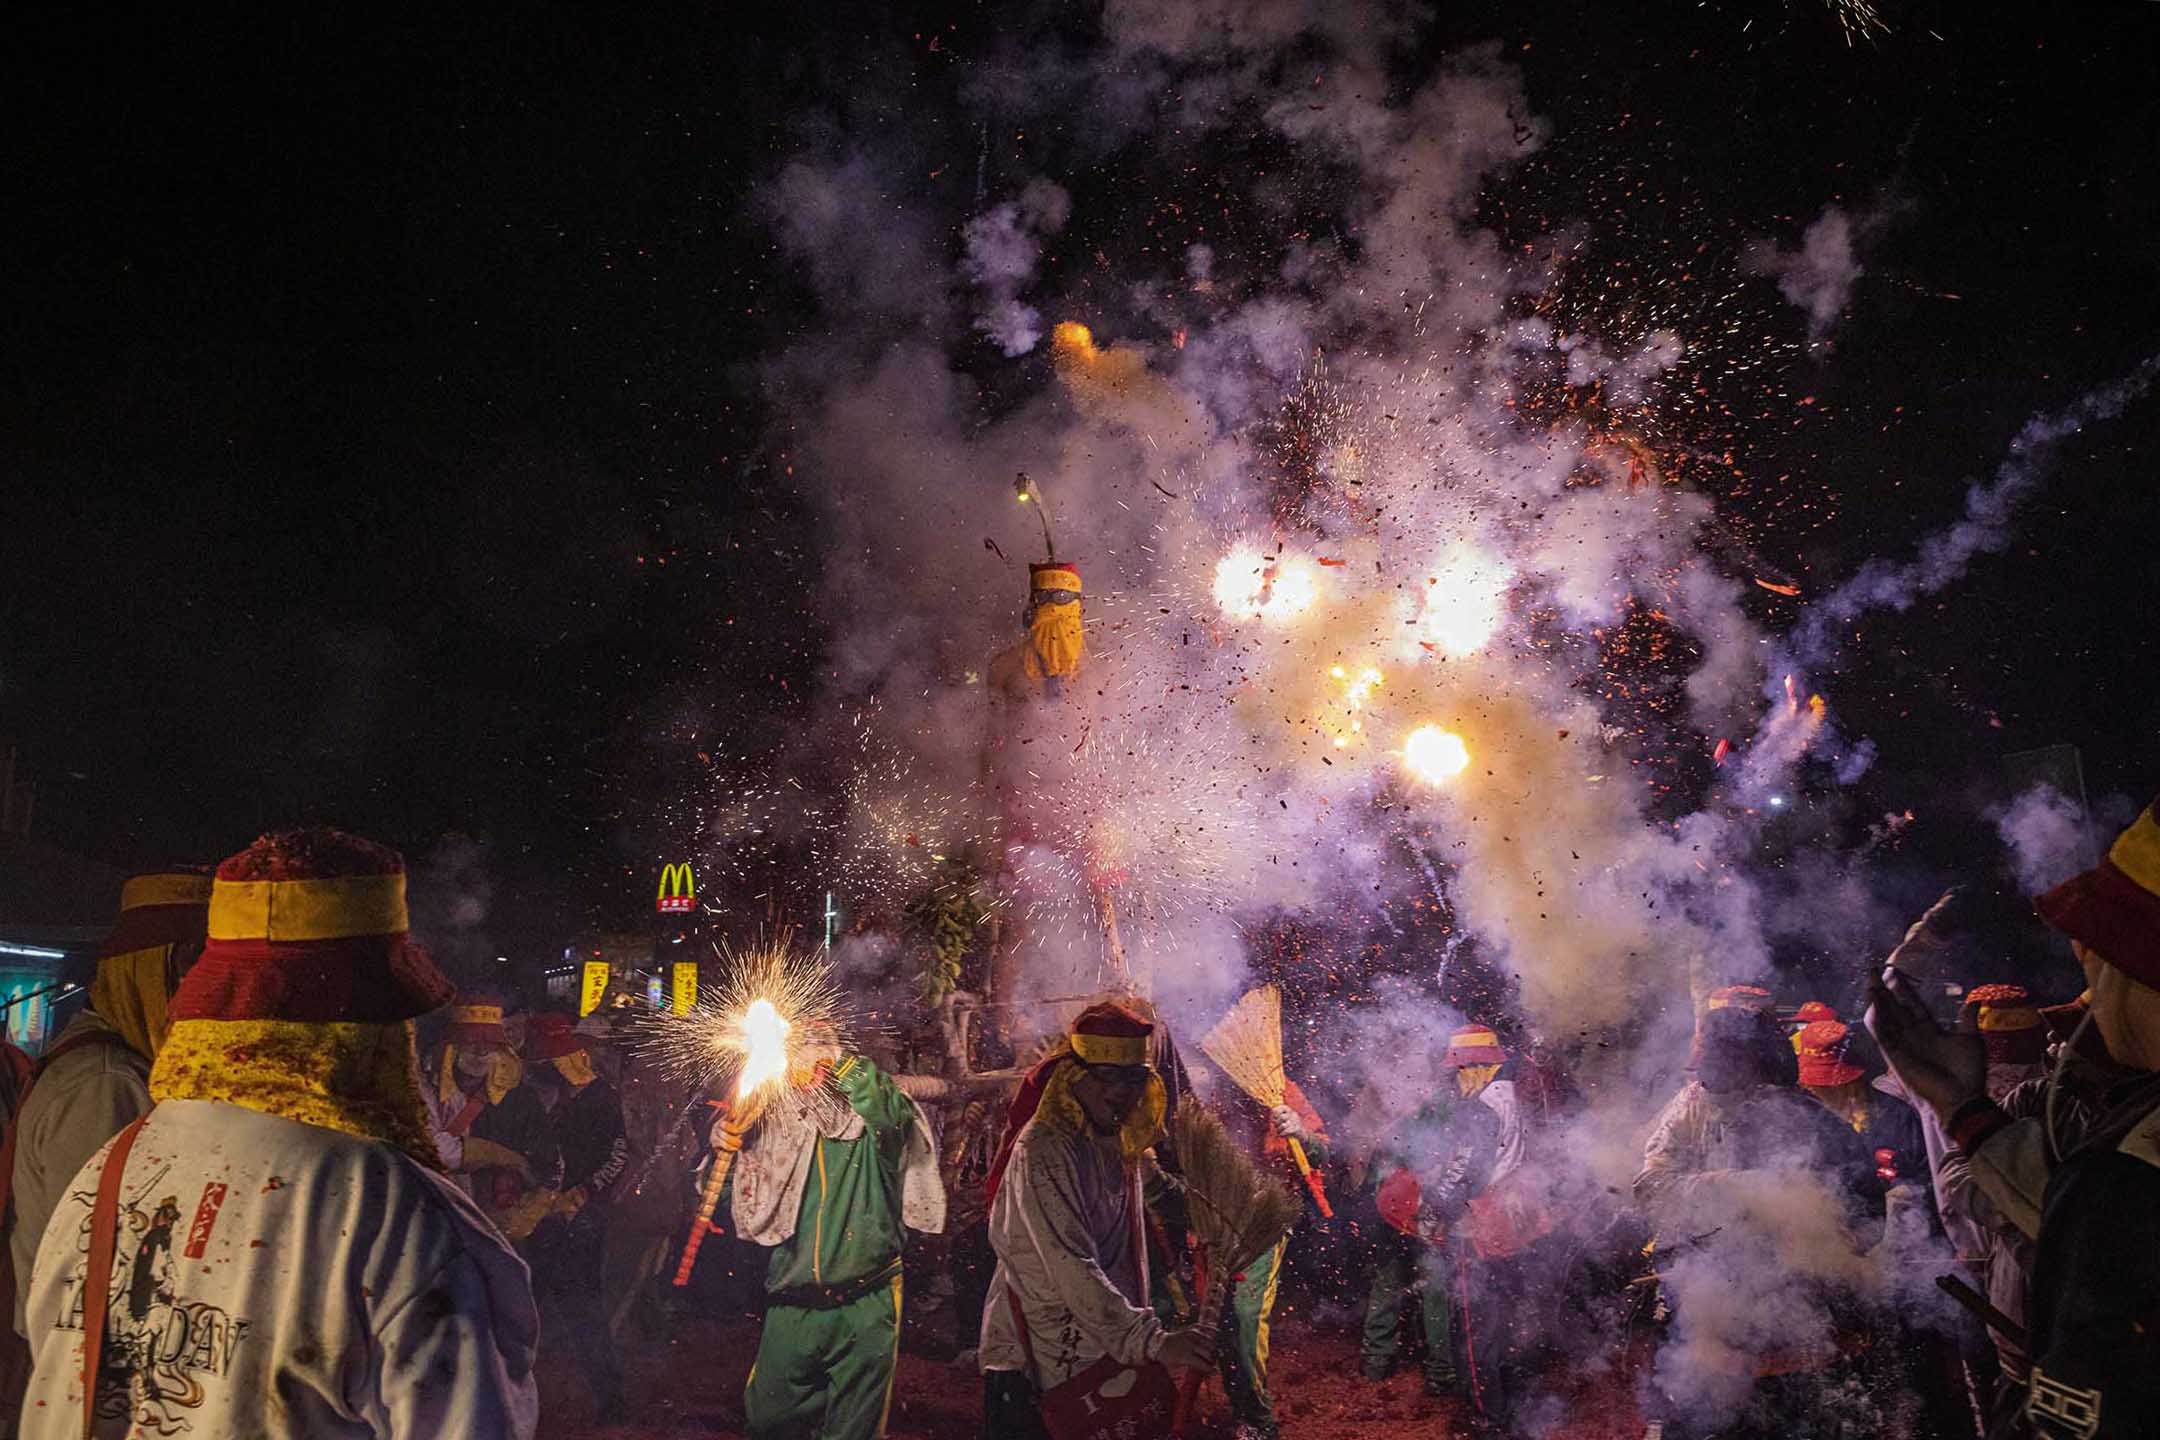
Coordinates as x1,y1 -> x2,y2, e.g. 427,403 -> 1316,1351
1218,1238 -> 1286,1434
745,1274 -> 904,1440
1362,1237 -> 1455,1382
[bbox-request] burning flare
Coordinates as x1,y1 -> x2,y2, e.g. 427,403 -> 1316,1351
1213,543 -> 1319,624
1403,725 -> 1471,785
735,997 -> 793,1099
1410,548 -> 1512,658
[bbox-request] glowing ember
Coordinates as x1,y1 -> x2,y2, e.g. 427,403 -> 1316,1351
1052,320 -> 1098,360
1403,725 -> 1471,784
1213,543 -> 1319,624
1324,663 -> 1385,749
735,997 -> 792,1098
640,936 -> 847,1099
1410,548 -> 1511,658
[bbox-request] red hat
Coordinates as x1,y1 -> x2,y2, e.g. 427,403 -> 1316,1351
1795,1020 -> 1865,1087
172,828 -> 452,1024
1792,1000 -> 1839,1026
1444,1023 -> 1506,1067
96,868 -> 213,960
523,1012 -> 586,1061
1964,983 -> 2045,1066
1069,1000 -> 1152,1068
1029,561 -> 1081,591
2033,799 -> 2160,990
1704,984 -> 1774,1015
446,991 -> 510,1046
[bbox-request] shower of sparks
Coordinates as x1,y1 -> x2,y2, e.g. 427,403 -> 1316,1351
638,935 -> 847,1099
1014,725 -> 1258,940
1407,546 -> 1513,659
1212,542 -> 1320,624
1402,726 -> 1472,785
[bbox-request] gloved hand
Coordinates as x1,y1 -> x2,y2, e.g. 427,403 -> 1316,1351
1270,1103 -> 1305,1141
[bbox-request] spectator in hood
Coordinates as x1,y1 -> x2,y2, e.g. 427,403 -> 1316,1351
16,827 -> 537,1440
1871,798 -> 2160,1439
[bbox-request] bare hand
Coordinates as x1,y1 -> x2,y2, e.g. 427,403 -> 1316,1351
1158,1326 -> 1215,1372
1865,967 -> 1984,1121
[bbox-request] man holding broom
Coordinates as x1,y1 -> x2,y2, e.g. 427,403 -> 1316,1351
980,1001 -> 1215,1439
1198,987 -> 1333,1440
716,1021 -> 945,1440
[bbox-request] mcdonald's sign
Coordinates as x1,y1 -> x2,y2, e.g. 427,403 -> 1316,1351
657,862 -> 696,914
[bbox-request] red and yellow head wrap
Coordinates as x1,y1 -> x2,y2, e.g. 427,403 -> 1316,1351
2035,799 -> 2160,990
150,829 -> 454,1167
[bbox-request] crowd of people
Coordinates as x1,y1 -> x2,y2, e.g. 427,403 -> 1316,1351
0,801 -> 2153,1439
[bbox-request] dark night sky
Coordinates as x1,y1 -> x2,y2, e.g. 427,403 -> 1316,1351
3,3 -> 2156,962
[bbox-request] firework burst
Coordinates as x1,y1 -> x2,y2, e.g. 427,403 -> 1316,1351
1013,725 -> 1258,944
640,934 -> 849,1097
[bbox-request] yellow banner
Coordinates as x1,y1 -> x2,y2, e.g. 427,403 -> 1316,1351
579,961 -> 610,1017
671,962 -> 698,1015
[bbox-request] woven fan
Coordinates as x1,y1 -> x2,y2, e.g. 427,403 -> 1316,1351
1199,985 -> 1331,1216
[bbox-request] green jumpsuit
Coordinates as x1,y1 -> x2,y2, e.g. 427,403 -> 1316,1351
1359,1092 -> 1496,1389
731,1056 -> 918,1440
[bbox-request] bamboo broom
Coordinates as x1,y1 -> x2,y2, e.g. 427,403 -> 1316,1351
1199,985 -> 1331,1216
1168,1103 -> 1301,1435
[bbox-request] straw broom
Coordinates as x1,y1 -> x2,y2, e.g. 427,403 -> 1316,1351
1168,1103 -> 1301,1435
1199,985 -> 1332,1216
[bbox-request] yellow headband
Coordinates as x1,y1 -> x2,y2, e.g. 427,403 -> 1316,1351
1070,1031 -> 1149,1066
2109,807 -> 2160,893
208,873 -> 408,942
454,1004 -> 505,1026
1032,567 -> 1081,594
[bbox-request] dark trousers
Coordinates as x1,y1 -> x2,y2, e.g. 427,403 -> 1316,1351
953,1219 -> 995,1349
529,1216 -> 626,1413
983,1369 -> 1049,1440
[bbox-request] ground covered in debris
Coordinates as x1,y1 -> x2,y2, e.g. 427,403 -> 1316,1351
538,1276 -> 1649,1440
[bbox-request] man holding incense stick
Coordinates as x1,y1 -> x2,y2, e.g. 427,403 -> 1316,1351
719,1025 -> 944,1440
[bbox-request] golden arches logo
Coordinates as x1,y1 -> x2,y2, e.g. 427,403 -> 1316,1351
656,862 -> 695,914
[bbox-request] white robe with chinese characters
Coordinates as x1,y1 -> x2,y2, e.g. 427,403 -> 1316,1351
979,1118 -> 1162,1389
18,1099 -> 537,1440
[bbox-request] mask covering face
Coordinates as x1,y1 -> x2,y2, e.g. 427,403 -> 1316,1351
1023,565 -> 1085,683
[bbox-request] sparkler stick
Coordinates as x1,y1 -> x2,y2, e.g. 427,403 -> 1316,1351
646,938 -> 845,1286
672,1087 -> 768,1286
1014,471 -> 1058,561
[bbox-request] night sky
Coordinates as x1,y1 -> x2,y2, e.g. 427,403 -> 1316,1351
4,3 -> 2156,966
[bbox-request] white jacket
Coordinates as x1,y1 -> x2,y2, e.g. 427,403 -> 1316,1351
980,1119 -> 1161,1388
19,1099 -> 538,1439
9,1014 -> 152,1337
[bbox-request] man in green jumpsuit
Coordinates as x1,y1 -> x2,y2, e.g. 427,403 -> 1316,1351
720,1045 -> 944,1440
1360,1090 -> 1499,1393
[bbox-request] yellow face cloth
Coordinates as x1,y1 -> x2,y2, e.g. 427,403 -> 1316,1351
151,1018 -> 442,1167
552,1049 -> 597,1089
1034,1047 -> 1166,1162
1455,1063 -> 1501,1099
90,947 -> 177,1059
1023,597 -> 1085,681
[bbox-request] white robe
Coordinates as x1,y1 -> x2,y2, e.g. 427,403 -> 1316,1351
9,1013 -> 152,1338
19,1098 -> 538,1440
979,1118 -> 1161,1388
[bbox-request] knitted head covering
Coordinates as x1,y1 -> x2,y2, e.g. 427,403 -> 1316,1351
1965,983 -> 2046,1066
150,828 -> 451,1166
983,1001 -> 1164,1210
90,868 -> 212,1059
1795,1020 -> 1865,1088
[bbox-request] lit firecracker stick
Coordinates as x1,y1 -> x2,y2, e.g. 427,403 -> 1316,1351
649,939 -> 845,1287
